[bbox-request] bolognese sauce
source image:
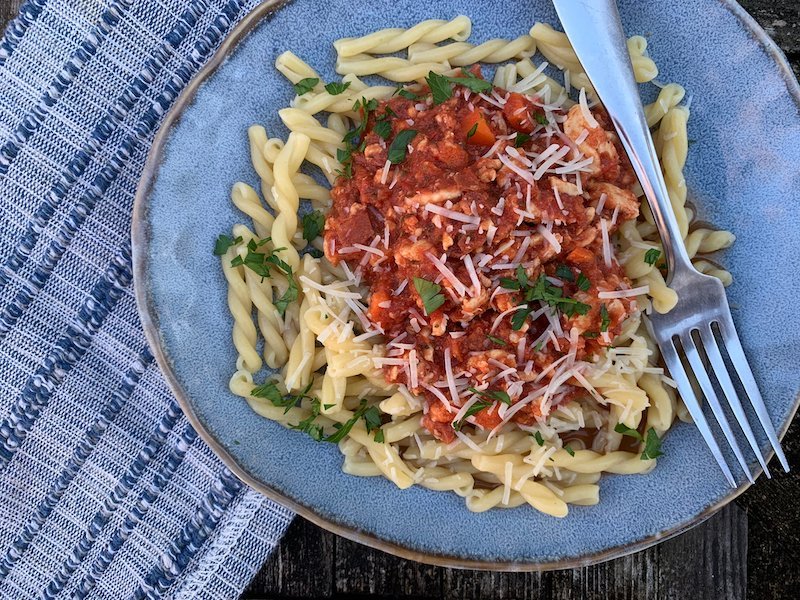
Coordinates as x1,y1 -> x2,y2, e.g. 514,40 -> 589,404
324,68 -> 642,443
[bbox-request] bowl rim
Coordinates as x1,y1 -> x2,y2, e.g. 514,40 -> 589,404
131,0 -> 800,571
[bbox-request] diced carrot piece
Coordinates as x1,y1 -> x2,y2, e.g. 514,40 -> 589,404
461,110 -> 496,146
567,246 -> 594,266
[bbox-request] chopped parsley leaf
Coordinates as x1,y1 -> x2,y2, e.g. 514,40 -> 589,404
302,210 -> 325,242
373,119 -> 392,140
213,234 -> 242,256
449,68 -> 493,93
505,266 -> 591,329
555,264 -> 575,282
533,431 -> 545,446
252,381 -> 313,414
323,404 -> 335,410
534,112 -> 549,125
362,405 -> 382,434
644,248 -> 662,266
468,387 -> 511,405
374,429 -> 385,443
600,304 -> 610,332
291,398 -> 324,441
486,334 -> 508,346
514,133 -> 531,148
387,129 -> 418,164
324,81 -> 351,95
394,84 -> 420,100
426,71 -> 453,104
293,77 -> 319,95
413,277 -> 445,315
325,399 -> 374,443
308,248 -> 324,259
564,444 -> 575,456
576,272 -> 590,292
510,306 -> 532,331
274,277 -> 299,317
466,122 -> 479,139
426,69 -> 492,105
614,422 -> 643,441
582,331 -> 600,339
640,428 -> 664,460
452,401 -> 492,431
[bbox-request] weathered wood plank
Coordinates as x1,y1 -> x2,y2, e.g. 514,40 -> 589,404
243,517 -> 335,599
334,534 -> 443,598
246,503 -> 747,599
738,419 -> 800,600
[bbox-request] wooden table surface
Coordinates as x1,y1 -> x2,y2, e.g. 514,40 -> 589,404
1,1 -> 797,599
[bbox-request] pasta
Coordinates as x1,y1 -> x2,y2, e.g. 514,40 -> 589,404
215,17 -> 735,517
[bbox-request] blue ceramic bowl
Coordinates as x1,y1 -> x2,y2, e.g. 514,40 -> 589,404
133,0 -> 800,568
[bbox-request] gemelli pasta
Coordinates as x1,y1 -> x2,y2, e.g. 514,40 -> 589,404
215,17 -> 735,517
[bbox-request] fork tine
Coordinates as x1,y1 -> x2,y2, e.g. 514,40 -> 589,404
659,338 -> 737,486
680,333 -> 753,483
717,316 -> 790,472
698,326 -> 771,478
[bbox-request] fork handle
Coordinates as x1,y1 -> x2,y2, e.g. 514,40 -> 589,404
551,0 -> 693,280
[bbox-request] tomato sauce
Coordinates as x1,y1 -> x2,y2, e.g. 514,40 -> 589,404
325,69 -> 641,442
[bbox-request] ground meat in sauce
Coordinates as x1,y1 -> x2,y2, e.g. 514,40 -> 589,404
325,69 -> 641,443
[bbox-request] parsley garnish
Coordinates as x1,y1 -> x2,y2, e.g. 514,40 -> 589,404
582,331 -> 600,339
510,307 -> 533,331
302,210 -> 325,242
600,304 -> 610,332
274,278 -> 299,316
486,334 -> 507,346
468,387 -> 511,405
373,119 -> 392,140
641,428 -> 664,460
564,444 -> 575,456
362,405 -> 382,434
308,248 -> 324,259
644,248 -> 662,266
502,266 -> 591,330
374,429 -> 385,443
466,122 -> 479,139
325,399 -> 376,443
425,69 -> 493,105
614,424 -> 664,460
426,71 -> 455,104
394,84 -> 420,100
252,381 -> 313,414
335,97 -> 380,179
576,273 -> 590,292
514,133 -> 531,148
291,398 -> 324,441
230,238 -> 299,316
450,69 -> 494,93
452,401 -> 491,431
213,234 -> 242,256
555,264 -> 575,282
387,129 -> 418,164
324,81 -> 351,95
533,431 -> 545,446
614,422 -> 643,441
534,112 -> 549,125
293,77 -> 319,95
413,277 -> 445,315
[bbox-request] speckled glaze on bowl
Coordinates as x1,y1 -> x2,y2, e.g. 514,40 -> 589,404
132,0 -> 800,570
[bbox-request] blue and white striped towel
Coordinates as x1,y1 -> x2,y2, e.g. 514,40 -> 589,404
0,1 -> 295,598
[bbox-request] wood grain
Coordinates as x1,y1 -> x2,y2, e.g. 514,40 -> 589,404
243,502 -> 748,599
0,1 -> 794,599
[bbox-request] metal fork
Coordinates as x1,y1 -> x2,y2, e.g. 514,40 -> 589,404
552,0 -> 789,485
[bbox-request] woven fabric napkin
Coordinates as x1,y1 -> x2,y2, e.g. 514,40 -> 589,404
0,1 -> 296,598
